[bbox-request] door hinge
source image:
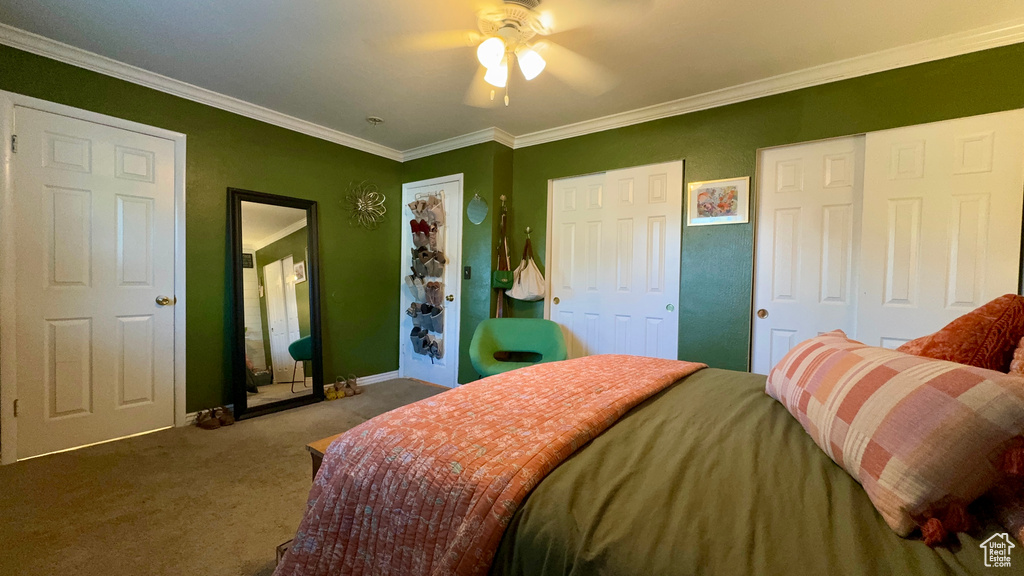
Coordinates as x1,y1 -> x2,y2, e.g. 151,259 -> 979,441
13,399 -> 18,417
10,135 -> 16,153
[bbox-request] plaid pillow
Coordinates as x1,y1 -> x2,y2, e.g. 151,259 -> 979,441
766,330 -> 1024,538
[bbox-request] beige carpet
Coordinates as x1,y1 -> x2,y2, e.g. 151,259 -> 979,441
0,379 -> 445,576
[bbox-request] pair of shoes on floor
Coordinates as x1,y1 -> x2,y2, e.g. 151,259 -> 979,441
196,406 -> 234,430
332,375 -> 363,397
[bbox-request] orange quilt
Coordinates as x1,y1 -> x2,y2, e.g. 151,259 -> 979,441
274,355 -> 705,576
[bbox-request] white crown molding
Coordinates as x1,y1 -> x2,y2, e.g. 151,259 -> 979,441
512,18 -> 1024,149
402,127 -> 515,161
0,23 -> 405,162
2,18 -> 1022,162
251,217 -> 307,251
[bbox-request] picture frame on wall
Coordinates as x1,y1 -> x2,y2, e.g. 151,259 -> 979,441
687,177 -> 750,226
294,261 -> 307,284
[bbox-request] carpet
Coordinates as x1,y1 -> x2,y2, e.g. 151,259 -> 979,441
0,378 -> 445,576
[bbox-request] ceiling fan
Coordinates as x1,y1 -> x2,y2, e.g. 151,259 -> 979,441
391,0 -> 638,107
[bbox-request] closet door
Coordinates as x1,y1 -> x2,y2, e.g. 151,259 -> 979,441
549,161 -> 683,359
751,137 -> 864,374
857,111 -> 1024,348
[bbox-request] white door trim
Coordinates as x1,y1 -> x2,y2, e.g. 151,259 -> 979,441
0,90 -> 187,464
543,178 -> 554,320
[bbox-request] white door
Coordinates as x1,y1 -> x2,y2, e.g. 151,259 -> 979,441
751,137 -> 865,374
13,106 -> 176,459
282,255 -> 304,382
548,161 -> 683,359
399,175 -> 463,387
858,111 -> 1024,348
264,258 -> 297,383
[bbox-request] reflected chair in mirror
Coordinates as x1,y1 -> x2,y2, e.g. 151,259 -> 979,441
289,336 -> 313,393
469,318 -> 567,377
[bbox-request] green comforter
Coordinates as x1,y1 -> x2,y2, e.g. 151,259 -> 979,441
491,368 -> 1015,576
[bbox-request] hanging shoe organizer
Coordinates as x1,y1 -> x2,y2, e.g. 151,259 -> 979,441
405,192 -> 446,361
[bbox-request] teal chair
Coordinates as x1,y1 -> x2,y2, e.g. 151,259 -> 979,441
469,318 -> 568,377
287,336 -> 313,393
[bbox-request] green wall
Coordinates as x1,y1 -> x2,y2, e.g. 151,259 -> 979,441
3,40 -> 1024,409
402,141 -> 513,383
0,45 -> 406,411
504,43 -> 1024,371
255,227 -> 312,371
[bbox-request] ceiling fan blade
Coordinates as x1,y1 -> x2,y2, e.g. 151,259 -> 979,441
533,40 -> 618,97
381,30 -> 482,54
536,0 -> 655,33
463,66 -> 503,109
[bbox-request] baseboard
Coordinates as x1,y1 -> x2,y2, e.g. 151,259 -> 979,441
356,370 -> 400,386
179,371 -> 400,426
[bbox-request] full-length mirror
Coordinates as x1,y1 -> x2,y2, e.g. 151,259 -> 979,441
229,188 -> 322,419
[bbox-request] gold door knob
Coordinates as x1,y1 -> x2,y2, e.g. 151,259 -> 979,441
446,294 -> 454,302
756,309 -> 768,319
553,297 -> 560,305
156,295 -> 175,306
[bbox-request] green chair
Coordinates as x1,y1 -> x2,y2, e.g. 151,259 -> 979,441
287,336 -> 313,393
469,318 -> 568,377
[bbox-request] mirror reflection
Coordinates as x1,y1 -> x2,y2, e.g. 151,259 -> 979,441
240,201 -> 313,407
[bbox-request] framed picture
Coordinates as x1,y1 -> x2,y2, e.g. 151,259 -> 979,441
687,177 -> 750,226
241,253 -> 254,268
294,261 -> 307,284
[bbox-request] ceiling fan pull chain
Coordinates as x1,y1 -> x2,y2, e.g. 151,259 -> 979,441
504,54 -> 513,106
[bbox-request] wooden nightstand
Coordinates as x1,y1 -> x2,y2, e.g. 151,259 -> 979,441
305,432 -> 342,480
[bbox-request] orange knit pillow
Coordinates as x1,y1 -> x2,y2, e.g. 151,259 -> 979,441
897,294 -> 1024,372
1010,337 -> 1024,376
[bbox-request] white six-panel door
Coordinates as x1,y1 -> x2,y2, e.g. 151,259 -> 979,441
752,110 -> 1024,374
13,106 -> 176,459
752,137 -> 865,374
858,111 -> 1024,348
398,175 -> 463,387
549,161 -> 682,359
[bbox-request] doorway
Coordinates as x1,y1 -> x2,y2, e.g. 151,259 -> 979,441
0,94 -> 187,463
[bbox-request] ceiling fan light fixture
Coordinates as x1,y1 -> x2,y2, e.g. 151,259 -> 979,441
484,58 -> 509,88
516,46 -> 546,80
476,36 -> 506,69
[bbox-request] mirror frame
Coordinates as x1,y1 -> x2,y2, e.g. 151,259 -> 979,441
228,187 -> 324,420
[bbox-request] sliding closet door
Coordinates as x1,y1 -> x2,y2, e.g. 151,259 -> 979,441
857,110 -> 1024,348
751,137 -> 865,374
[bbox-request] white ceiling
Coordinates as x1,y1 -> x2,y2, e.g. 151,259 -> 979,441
240,201 -> 305,248
1,0 -> 1022,151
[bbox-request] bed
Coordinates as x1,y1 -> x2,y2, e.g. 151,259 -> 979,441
490,368 -> 996,576
276,357 -> 1013,576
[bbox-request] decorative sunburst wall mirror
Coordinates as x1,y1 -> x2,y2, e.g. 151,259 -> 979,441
344,181 -> 387,229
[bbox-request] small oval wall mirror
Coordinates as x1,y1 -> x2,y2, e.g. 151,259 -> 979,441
467,194 -> 488,225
